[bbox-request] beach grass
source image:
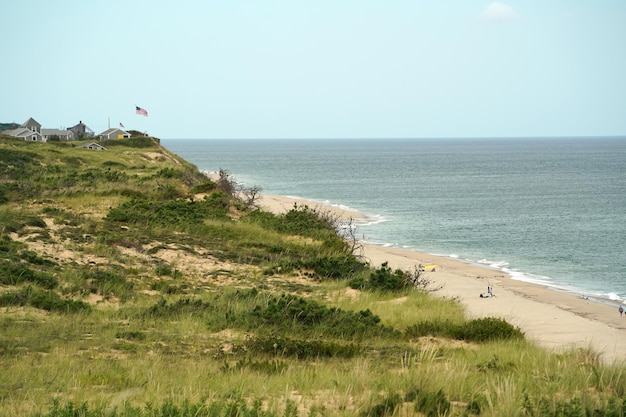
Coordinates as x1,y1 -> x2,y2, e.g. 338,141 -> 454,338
1,135 -> 626,417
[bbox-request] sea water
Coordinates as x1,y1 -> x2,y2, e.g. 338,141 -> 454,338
162,137 -> 626,302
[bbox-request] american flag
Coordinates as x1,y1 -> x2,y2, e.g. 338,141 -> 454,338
135,106 -> 148,117
119,122 -> 125,128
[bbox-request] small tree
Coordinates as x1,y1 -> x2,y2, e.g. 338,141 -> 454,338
405,264 -> 443,292
337,217 -> 365,260
215,169 -> 262,208
239,184 -> 262,208
216,168 -> 237,197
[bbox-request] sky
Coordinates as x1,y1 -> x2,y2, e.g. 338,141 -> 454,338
1,1 -> 625,139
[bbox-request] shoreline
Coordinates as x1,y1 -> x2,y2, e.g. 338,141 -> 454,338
258,193 -> 626,364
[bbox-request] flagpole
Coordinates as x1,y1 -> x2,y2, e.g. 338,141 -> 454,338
108,117 -> 110,129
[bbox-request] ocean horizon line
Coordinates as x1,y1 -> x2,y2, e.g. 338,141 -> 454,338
163,135 -> 626,141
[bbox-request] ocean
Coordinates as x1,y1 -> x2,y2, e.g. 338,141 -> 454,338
162,137 -> 626,303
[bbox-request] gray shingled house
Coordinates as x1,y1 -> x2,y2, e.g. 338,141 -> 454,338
42,128 -> 76,141
99,128 -> 130,140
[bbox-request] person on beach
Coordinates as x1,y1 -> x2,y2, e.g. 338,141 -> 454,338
487,285 -> 494,297
619,305 -> 624,316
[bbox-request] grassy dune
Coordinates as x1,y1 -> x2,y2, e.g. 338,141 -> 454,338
0,136 -> 625,417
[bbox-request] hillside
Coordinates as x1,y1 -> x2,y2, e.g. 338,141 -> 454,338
0,123 -> 18,131
0,135 -> 625,417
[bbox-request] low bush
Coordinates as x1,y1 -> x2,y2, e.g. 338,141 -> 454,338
405,317 -> 524,342
115,330 -> 146,341
105,193 -> 231,226
103,136 -> 159,148
361,393 -> 402,417
0,188 -> 8,204
191,180 -> 217,194
251,293 -> 399,339
144,297 -> 217,318
0,259 -> 58,289
245,204 -> 339,240
522,392 -> 626,417
242,334 -> 361,359
463,317 -> 525,342
349,262 -> 409,291
0,149 -> 38,179
20,250 -> 56,266
154,167 -> 182,179
415,388 -> 450,417
360,388 -> 450,417
0,286 -> 89,313
305,255 -> 364,280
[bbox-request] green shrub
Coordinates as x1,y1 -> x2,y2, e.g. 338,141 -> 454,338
62,156 -> 85,168
0,259 -> 58,289
20,250 -> 56,266
104,136 -> 159,148
145,297 -> 217,318
251,293 -> 398,339
245,204 -> 338,239
101,160 -> 127,168
154,263 -> 173,276
349,262 -> 409,291
476,355 -> 516,373
105,193 -> 231,226
115,330 -> 146,341
191,180 -> 217,194
154,167 -> 182,179
522,392 -> 626,417
405,317 -> 524,343
0,286 -> 89,313
243,334 -> 361,359
24,216 -> 47,228
305,255 -> 364,279
102,168 -> 128,182
462,317 -> 524,342
0,149 -> 38,179
415,389 -> 450,417
361,393 -> 402,417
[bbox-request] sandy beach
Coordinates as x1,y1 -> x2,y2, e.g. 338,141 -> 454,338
258,194 -> 626,365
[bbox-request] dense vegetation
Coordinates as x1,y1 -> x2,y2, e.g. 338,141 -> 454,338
0,135 -> 624,417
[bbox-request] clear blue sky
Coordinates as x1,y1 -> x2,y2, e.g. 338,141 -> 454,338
2,1 -> 625,139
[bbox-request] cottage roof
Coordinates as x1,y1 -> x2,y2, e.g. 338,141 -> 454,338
3,127 -> 35,137
82,142 -> 107,150
99,128 -> 129,136
42,128 -> 72,136
21,117 -> 41,128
